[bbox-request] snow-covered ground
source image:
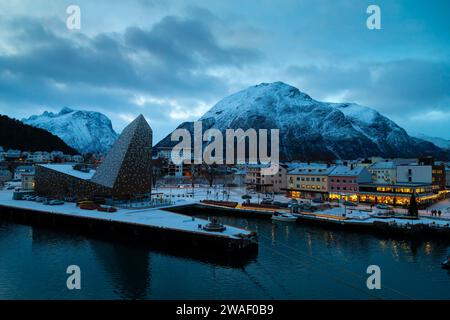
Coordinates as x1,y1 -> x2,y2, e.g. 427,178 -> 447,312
0,190 -> 251,239
153,186 -> 290,203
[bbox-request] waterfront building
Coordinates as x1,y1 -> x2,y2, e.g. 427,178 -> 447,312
397,158 -> 446,194
368,161 -> 397,184
357,182 -> 437,206
286,164 -> 335,200
327,165 -> 372,202
35,115 -> 153,199
245,163 -> 288,193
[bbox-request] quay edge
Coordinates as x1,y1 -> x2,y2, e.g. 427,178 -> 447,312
0,204 -> 258,254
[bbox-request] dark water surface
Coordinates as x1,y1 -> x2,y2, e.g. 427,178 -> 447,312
0,214 -> 449,300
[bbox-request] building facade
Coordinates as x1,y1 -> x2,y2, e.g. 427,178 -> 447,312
368,161 -> 397,184
35,115 -> 153,199
328,166 -> 372,202
245,164 -> 287,193
286,164 -> 334,200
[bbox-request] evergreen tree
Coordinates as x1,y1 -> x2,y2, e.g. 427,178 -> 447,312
408,193 -> 419,217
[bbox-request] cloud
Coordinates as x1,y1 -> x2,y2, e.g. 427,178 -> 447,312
286,59 -> 450,117
0,13 -> 262,140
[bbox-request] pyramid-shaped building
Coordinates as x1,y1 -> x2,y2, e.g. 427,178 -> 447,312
35,115 -> 153,199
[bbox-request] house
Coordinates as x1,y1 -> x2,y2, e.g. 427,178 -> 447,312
27,151 -> 51,163
21,173 -> 35,190
327,165 -> 372,202
368,161 -> 397,184
14,165 -> 35,181
5,149 -> 21,161
286,164 -> 335,200
245,164 -> 288,193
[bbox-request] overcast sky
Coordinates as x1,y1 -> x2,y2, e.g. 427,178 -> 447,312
0,0 -> 449,142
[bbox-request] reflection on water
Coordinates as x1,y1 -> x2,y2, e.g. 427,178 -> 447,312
0,214 -> 450,300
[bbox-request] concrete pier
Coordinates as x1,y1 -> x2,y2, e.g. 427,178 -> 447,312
0,191 -> 257,253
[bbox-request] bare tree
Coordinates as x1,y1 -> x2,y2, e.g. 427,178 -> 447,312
202,162 -> 219,187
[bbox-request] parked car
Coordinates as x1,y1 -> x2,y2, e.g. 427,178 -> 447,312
312,198 -> 324,204
7,186 -> 15,190
35,197 -> 47,203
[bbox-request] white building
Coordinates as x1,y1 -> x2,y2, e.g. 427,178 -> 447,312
397,165 -> 432,184
27,151 -> 51,163
368,161 -> 397,184
5,149 -> 21,160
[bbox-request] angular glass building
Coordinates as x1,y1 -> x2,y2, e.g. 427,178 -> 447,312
35,115 -> 153,199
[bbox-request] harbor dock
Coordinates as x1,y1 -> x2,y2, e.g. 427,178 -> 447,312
181,200 -> 450,239
0,191 -> 257,253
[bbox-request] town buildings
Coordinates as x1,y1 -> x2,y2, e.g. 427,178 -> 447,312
286,164 -> 334,200
368,161 -> 397,184
245,164 -> 288,193
13,165 -> 35,181
327,165 -> 372,202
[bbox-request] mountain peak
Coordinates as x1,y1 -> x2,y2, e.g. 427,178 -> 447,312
158,82 -> 449,160
23,108 -> 118,154
59,107 -> 75,115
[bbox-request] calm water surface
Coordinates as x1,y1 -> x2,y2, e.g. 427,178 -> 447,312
0,214 -> 449,300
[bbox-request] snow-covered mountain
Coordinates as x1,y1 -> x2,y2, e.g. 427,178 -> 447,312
156,82 -> 449,160
23,107 -> 118,154
413,133 -> 450,150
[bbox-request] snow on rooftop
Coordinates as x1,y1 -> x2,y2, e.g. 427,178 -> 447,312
40,164 -> 95,180
369,161 -> 396,170
329,165 -> 365,176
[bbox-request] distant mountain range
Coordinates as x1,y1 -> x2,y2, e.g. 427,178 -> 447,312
413,133 -> 450,150
0,114 -> 77,154
23,107 -> 118,154
156,82 -> 450,161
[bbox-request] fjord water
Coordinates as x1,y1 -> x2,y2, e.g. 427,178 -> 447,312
1,215 -> 449,300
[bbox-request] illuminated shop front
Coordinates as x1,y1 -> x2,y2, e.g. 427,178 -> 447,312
328,193 -> 358,202
286,189 -> 328,200
355,183 -> 438,206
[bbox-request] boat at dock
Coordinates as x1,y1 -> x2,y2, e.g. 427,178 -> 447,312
271,212 -> 298,222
